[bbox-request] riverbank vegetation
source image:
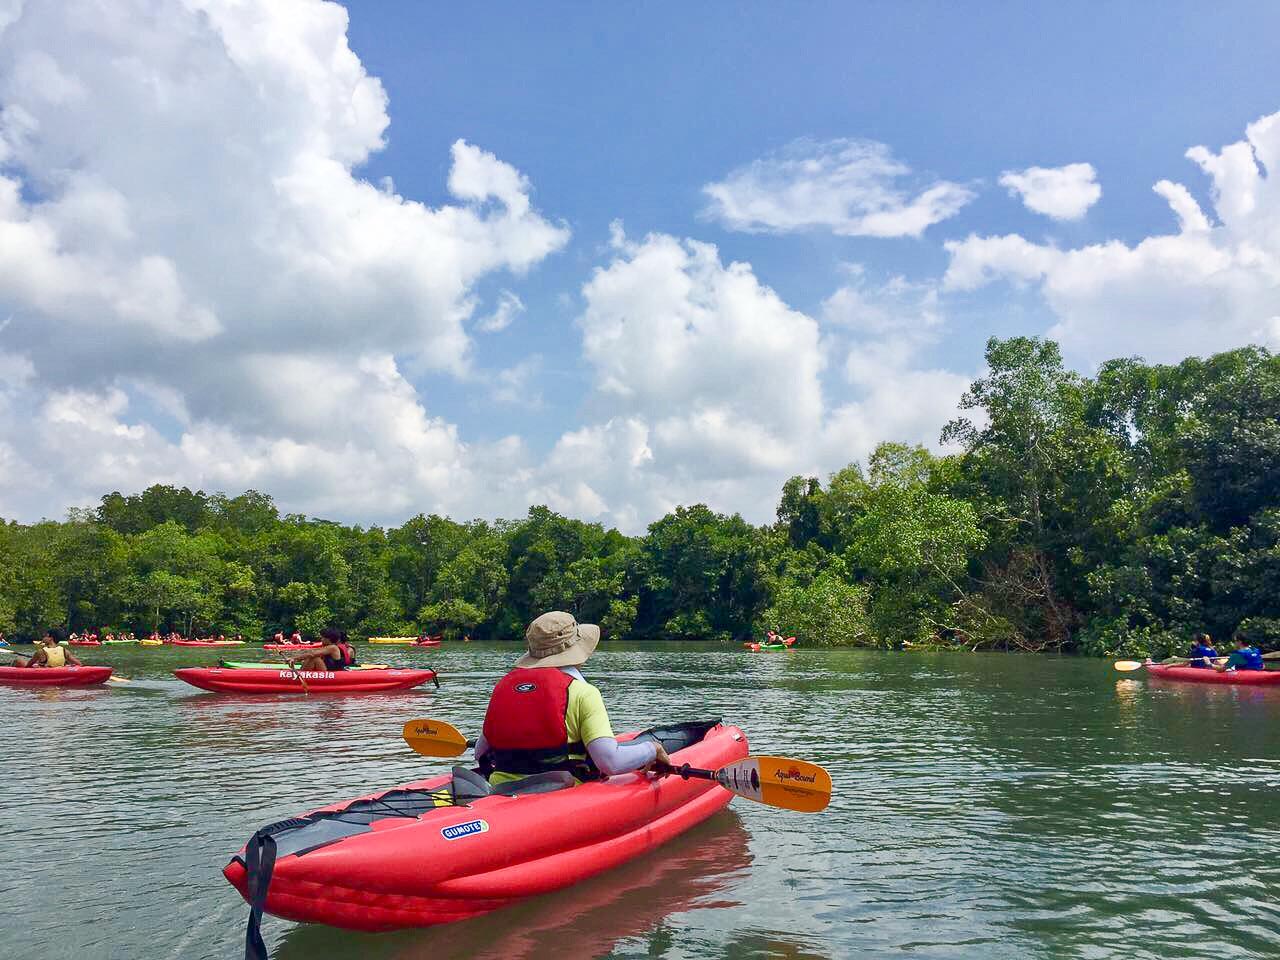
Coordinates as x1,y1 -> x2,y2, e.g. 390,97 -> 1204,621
2,337 -> 1277,657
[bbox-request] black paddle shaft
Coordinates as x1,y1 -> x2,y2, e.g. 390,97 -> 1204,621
664,762 -> 715,781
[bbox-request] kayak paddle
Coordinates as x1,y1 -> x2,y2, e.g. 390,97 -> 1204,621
285,659 -> 310,695
656,756 -> 830,812
400,719 -> 833,812
1114,656 -> 1230,672
402,719 -> 472,756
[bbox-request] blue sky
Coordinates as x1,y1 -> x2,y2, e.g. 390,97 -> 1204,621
341,1 -> 1280,441
1,1 -> 1279,529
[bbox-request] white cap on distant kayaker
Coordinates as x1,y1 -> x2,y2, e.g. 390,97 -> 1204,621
516,611 -> 600,668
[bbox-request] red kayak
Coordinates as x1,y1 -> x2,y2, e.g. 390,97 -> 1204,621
415,639 -> 441,647
0,665 -> 113,686
262,643 -> 321,651
1146,663 -> 1280,686
173,666 -> 437,694
169,639 -> 246,647
223,721 -> 743,935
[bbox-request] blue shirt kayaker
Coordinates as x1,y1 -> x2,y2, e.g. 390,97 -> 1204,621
1188,634 -> 1218,668
1216,636 -> 1264,673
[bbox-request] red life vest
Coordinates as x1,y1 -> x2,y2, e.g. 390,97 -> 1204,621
481,668 -> 593,778
321,641 -> 356,671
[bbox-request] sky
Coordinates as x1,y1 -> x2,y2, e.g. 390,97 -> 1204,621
1,1 -> 1280,531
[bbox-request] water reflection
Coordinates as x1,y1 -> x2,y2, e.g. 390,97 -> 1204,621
276,812 -> 754,960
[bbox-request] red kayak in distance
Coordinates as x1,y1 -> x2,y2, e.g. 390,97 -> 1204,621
1146,663 -> 1280,686
173,666 -> 437,694
169,639 -> 246,647
415,639 -> 441,647
263,642 -> 322,651
0,665 -> 114,686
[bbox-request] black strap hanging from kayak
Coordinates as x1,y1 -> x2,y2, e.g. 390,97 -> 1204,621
243,829 -> 278,960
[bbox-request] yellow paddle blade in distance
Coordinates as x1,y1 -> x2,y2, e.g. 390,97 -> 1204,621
402,718 -> 469,757
1113,660 -> 1145,672
714,756 -> 832,813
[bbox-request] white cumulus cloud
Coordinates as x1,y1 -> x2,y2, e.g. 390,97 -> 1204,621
0,0 -> 981,532
819,271 -> 972,464
525,234 -> 970,531
946,109 -> 1280,365
999,162 -> 1101,220
702,138 -> 973,238
0,0 -> 568,523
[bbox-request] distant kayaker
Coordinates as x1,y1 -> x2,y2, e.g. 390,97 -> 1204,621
1188,633 -> 1218,668
475,611 -> 671,785
294,628 -> 357,672
1214,634 -> 1264,673
27,629 -> 81,668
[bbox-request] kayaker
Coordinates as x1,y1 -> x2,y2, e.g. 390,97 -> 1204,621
28,629 -> 81,668
1188,633 -> 1218,668
1215,634 -> 1264,673
475,611 -> 671,785
295,628 -> 357,672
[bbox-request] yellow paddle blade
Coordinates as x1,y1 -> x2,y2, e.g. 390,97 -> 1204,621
106,675 -> 132,683
714,756 -> 832,813
1113,660 -> 1145,672
402,718 -> 469,758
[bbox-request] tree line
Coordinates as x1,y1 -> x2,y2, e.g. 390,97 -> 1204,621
2,337 -> 1277,657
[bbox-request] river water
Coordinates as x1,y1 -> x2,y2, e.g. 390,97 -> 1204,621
2,643 -> 1278,959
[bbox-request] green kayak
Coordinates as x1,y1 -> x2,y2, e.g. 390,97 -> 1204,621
103,639 -> 141,645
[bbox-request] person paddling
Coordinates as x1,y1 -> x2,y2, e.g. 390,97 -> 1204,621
294,628 -> 357,672
475,611 -> 671,786
1188,633 -> 1218,668
1214,634 -> 1264,673
26,629 -> 81,668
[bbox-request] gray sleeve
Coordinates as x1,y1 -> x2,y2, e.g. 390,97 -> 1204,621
586,736 -> 657,776
474,732 -> 490,763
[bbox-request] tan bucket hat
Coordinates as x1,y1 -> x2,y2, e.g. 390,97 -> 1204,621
516,611 -> 601,668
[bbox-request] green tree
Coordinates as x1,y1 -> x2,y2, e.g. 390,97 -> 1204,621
276,581 -> 331,637
836,444 -> 986,645
943,336 -> 1129,650
637,505 -> 768,641
419,532 -> 509,638
763,563 -> 871,647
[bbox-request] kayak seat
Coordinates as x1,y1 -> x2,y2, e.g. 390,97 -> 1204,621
631,719 -> 722,754
491,770 -> 577,796
449,767 -> 576,801
450,766 -> 492,803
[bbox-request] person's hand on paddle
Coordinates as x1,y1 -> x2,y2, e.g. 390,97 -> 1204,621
647,743 -> 672,777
